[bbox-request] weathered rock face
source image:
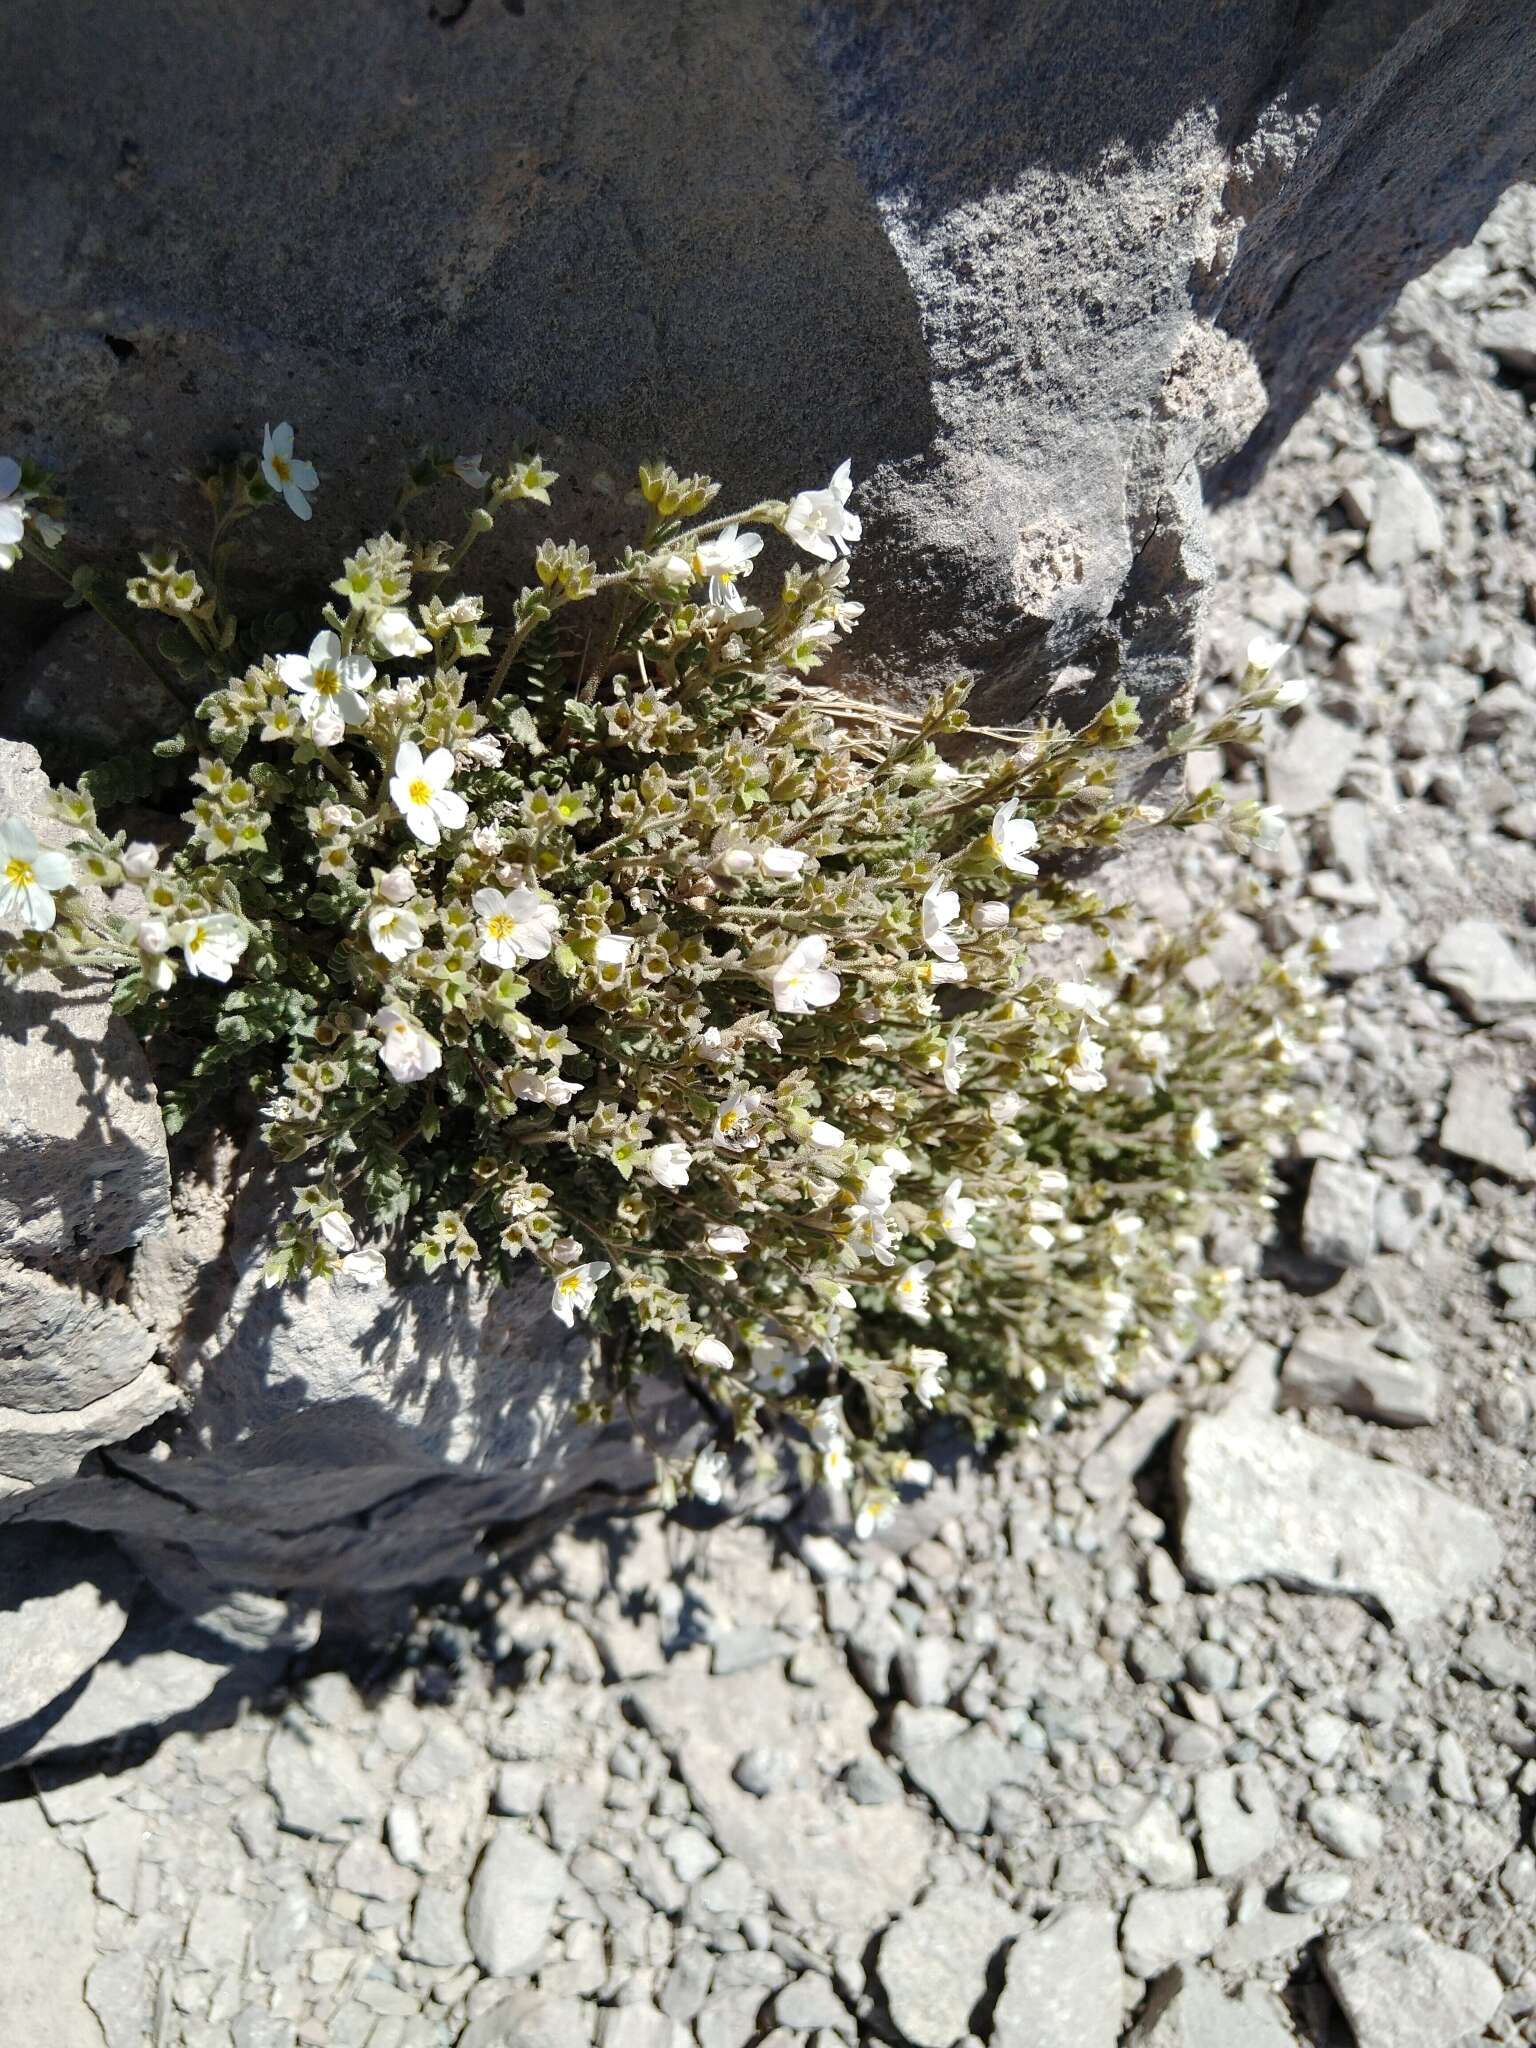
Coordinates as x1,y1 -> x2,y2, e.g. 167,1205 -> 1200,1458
2,1 -> 1533,736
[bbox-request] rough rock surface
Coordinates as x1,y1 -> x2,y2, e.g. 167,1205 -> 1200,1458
3,2 -> 1535,737
1321,1923 -> 1503,2048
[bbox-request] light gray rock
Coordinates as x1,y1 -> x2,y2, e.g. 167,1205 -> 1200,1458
1280,1869 -> 1352,1912
0,1792 -> 107,2048
1119,1887 -> 1228,1979
1213,1905 -> 1320,1971
267,1723 -> 385,1842
1306,1796 -> 1383,1860
1460,1622 -> 1536,1692
84,1948 -> 146,2048
1126,1966 -> 1296,2047
992,1903 -> 1121,2048
875,1886 -> 1016,2048
1365,457 -> 1442,573
0,1525 -> 137,1732
406,1880 -> 473,1969
459,1990 -> 594,2048
1194,1764 -> 1279,1877
1174,1410 -> 1503,1627
1300,1159 -> 1380,1267
844,1755 -> 904,1806
1426,920 -> 1536,1023
894,1711 -> 1024,1835
597,2006 -> 688,2048
1121,1798 -> 1199,1887
465,1824 -> 567,1979
893,1636 -> 953,1708
1279,1325 -> 1441,1427
1264,712 -> 1360,815
1477,307 -> 1536,374
1321,1923 -> 1502,2048
1440,1062 -> 1536,1182
772,1974 -> 854,2038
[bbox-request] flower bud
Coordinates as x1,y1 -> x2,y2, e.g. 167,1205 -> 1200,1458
121,841 -> 160,881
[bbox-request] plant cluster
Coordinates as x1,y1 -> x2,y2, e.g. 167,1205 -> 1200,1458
0,427 -> 1329,1527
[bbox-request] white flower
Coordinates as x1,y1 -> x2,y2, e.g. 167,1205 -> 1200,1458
0,456 -> 28,570
473,885 -> 560,966
694,1336 -> 735,1373
1245,635 -> 1286,676
894,1260 -> 934,1321
1270,674 -> 1309,709
752,1336 -> 807,1394
176,912 -> 248,982
970,899 -> 1009,932
367,902 -> 424,962
847,1203 -> 896,1265
1055,979 -> 1105,1018
854,1494 -> 895,1540
990,1089 -> 1024,1127
373,1005 -> 442,1083
691,523 -> 763,610
924,959 -> 967,986
782,460 -> 861,561
648,1142 -> 693,1191
377,864 -> 415,904
594,932 -> 634,966
987,797 -> 1040,875
551,1259 -> 610,1328
757,844 -> 807,879
135,915 -> 175,990
894,1452 -> 934,1490
375,608 -> 432,659
690,1448 -> 728,1505
390,740 -> 468,847
121,840 -> 160,881
315,1206 -> 356,1253
819,1441 -> 852,1487
277,630 -> 374,743
1111,1211 -> 1145,1238
1254,805 -> 1287,850
920,878 -> 961,962
808,1119 -> 845,1149
859,1160 -> 898,1213
939,1178 -> 978,1249
713,1085 -> 761,1151
261,421 -> 318,521
811,1398 -> 847,1450
768,934 -> 840,1014
910,1346 -> 947,1406
460,733 -> 504,767
706,1225 -> 750,1255
1062,1034 -> 1107,1093
1188,1108 -> 1221,1159
454,453 -> 490,488
340,1248 -> 387,1286
0,818 -> 71,931
941,1029 -> 966,1095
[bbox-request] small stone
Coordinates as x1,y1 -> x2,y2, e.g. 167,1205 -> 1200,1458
266,1724 -> 384,1841
1213,1905 -> 1320,1971
664,1825 -> 721,1884
1280,1869 -> 1352,1912
1121,1798 -> 1199,1887
597,2006 -> 687,2048
772,1974 -> 853,2037
1386,371 -> 1443,431
1306,1796 -> 1383,1860
1129,1629 -> 1184,1685
1280,1325 -> 1440,1426
1477,307 -> 1536,374
494,1762 -> 545,1816
732,1747 -> 790,1799
894,1637 -> 954,1709
992,1903 -> 1121,2048
334,1839 -> 417,1904
1300,1159 -> 1380,1267
1441,1064 -> 1536,1182
1300,1712 -> 1350,1766
1124,1965 -> 1295,2048
1184,1641 -> 1239,1693
876,1887 -> 1017,2048
1366,457 -> 1442,573
1119,1886 -> 1227,1978
465,1824 -> 566,1979
405,1880 -> 472,1968
711,1627 -> 792,1677
398,1720 -> 479,1798
1460,1622 -> 1536,1691
1426,921 -> 1536,1023
1322,1923 -> 1502,2048
890,1708 -> 1023,1834
844,1755 -> 904,1806
1494,1262 -> 1536,1321
1194,1765 -> 1279,1877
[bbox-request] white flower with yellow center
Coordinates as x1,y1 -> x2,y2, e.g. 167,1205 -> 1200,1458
472,885 -> 560,967
550,1258 -> 610,1328
941,1029 -> 966,1096
987,797 -> 1040,875
1188,1108 -> 1221,1158
176,912 -> 248,983
648,1142 -> 693,1191
713,1085 -> 762,1152
909,1345 -> 947,1406
594,932 -> 634,967
0,818 -> 71,931
133,916 -> 176,991
121,841 -> 160,881
374,608 -> 432,659
920,877 -> 961,962
818,1441 -> 852,1487
277,630 -> 375,745
894,1260 -> 934,1321
260,421 -> 318,520
390,740 -> 467,848
691,523 -> 763,611
782,460 -> 861,561
751,1335 -> 807,1394
767,934 -> 840,1014
367,902 -> 424,963
938,1178 -> 978,1249
1062,1033 -> 1106,1093
373,1004 -> 442,1083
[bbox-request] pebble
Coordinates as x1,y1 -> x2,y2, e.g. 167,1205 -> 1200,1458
1300,1158 -> 1381,1267
1306,1796 -> 1384,1860
1118,1885 -> 1228,1978
1194,1764 -> 1280,1877
464,1824 -> 566,1978
1281,1868 -> 1353,1911
1425,919 -> 1536,1022
1441,1063 -> 1536,1182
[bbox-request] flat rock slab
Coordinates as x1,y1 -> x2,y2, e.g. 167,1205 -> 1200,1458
629,1662 -> 929,1942
992,1902 -> 1121,2048
1440,1063 -> 1536,1182
1174,1412 -> 1502,1628
0,1794 -> 107,2047
1127,1964 -> 1297,2047
465,1824 -> 566,1980
1279,1325 -> 1440,1427
876,1886 -> 1017,2048
0,1524 -> 138,1731
1321,1923 -> 1502,2048
1426,919 -> 1536,1022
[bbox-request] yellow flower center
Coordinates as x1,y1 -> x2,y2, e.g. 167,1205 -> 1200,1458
557,1273 -> 579,1295
486,915 -> 514,941
270,454 -> 292,483
314,665 -> 339,696
188,928 -> 205,953
4,857 -> 35,888
408,779 -> 432,807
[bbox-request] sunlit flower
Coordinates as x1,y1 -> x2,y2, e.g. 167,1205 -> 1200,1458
809,1118 -> 845,1149
375,609 -> 432,659
1245,635 -> 1285,676
1054,979 -> 1105,1019
690,1448 -> 728,1504
551,1258 -> 610,1328
340,1249 -> 387,1286
277,630 -> 375,744
854,1493 -> 894,1540
121,841 -> 160,881
941,1029 -> 965,1095
757,844 -> 807,879
694,1336 -> 734,1372
1188,1108 -> 1221,1158
819,1441 -> 852,1486
752,1335 -> 807,1394
454,454 -> 490,488
894,1260 -> 934,1321
0,818 -> 71,931
367,902 -> 424,963
594,932 -> 634,967
939,1178 -> 977,1248
373,1004 -> 442,1083
390,740 -> 467,847
0,456 -> 28,570
706,1225 -> 750,1255
987,797 -> 1040,875
713,1085 -> 761,1151
783,460 -> 861,561
473,885 -> 560,966
909,1346 -> 947,1405
649,1142 -> 693,1190
691,523 -> 763,610
970,899 -> 1009,932
767,934 -> 840,1014
1062,1033 -> 1107,1093
135,915 -> 175,991
377,864 -> 415,905
261,422 -> 318,520
176,912 -> 248,982
920,878 -> 961,962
